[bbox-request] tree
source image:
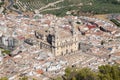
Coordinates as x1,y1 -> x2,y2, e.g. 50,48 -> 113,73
65,67 -> 72,79
32,78 -> 37,80
98,65 -> 120,80
0,77 -> 8,80
72,77 -> 76,80
76,68 -> 98,80
54,77 -> 63,80
19,76 -> 28,80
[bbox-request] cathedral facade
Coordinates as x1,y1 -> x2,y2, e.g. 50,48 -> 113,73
34,21 -> 79,56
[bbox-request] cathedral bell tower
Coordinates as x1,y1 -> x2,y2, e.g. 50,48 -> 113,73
51,27 -> 58,56
69,20 -> 77,36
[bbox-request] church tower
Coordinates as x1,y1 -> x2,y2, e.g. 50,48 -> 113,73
68,19 -> 78,36
69,20 -> 79,53
51,26 -> 58,56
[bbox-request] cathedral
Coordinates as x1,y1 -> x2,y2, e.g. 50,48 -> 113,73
34,21 -> 80,56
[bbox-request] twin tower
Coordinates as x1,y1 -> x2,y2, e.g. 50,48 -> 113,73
35,21 -> 79,56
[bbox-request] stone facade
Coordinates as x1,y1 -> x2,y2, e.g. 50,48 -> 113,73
35,22 -> 79,56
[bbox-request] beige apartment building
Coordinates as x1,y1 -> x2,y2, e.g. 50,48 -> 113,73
34,21 -> 80,56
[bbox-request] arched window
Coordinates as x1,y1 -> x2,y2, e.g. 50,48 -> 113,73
71,49 -> 73,53
66,49 -> 68,54
61,52 -> 63,56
